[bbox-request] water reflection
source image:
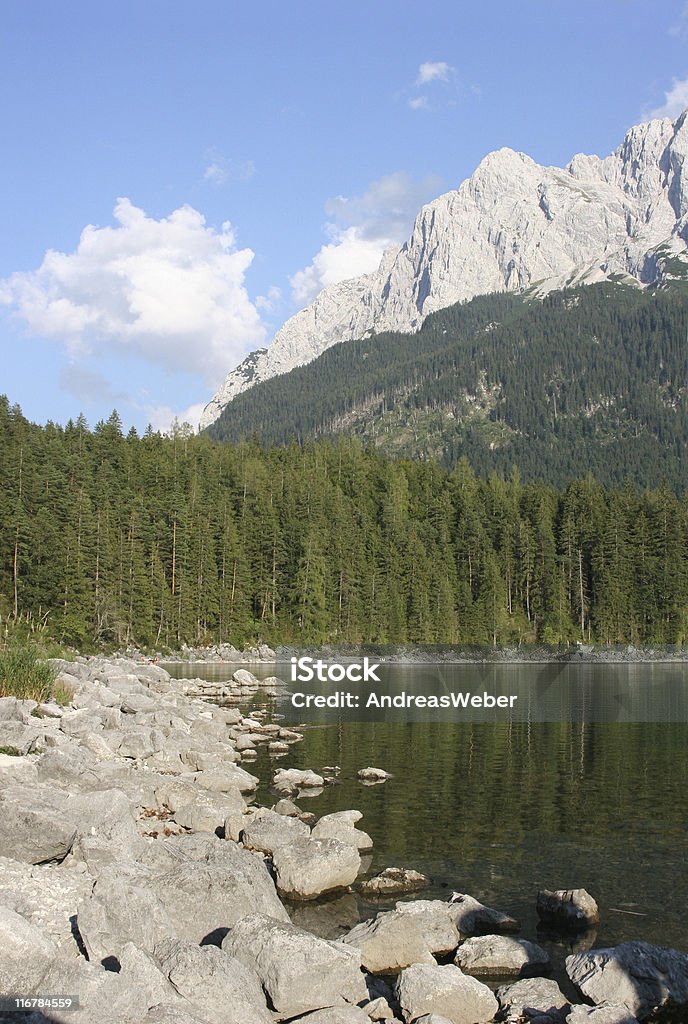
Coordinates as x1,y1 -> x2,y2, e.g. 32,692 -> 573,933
165,661 -> 688,956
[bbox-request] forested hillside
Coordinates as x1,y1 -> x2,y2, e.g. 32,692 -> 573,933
207,283 -> 688,490
2,397 -> 688,649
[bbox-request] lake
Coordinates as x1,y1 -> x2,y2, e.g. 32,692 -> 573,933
165,659 -> 688,980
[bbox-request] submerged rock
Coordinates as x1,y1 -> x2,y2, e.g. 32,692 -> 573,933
273,767 -> 326,795
360,867 -> 431,896
448,892 -> 520,936
358,767 -> 392,782
537,888 -> 600,930
455,934 -> 551,977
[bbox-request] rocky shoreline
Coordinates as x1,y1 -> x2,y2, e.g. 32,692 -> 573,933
0,655 -> 687,1023
145,641 -> 688,666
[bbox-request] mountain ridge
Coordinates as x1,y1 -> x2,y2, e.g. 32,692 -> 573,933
206,281 -> 688,489
201,111 -> 688,428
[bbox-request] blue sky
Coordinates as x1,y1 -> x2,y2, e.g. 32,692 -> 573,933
1,0 -> 687,432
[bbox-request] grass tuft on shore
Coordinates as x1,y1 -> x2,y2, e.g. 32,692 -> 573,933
0,643 -> 62,704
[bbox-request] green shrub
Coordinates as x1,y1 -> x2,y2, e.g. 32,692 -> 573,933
0,644 -> 56,703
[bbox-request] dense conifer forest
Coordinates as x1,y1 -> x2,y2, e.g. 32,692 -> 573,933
208,282 -> 688,490
2,396 -> 688,649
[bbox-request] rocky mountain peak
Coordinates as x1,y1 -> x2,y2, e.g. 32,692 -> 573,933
200,111 -> 688,430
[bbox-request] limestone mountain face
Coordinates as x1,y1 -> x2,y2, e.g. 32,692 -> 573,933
200,111 -> 688,428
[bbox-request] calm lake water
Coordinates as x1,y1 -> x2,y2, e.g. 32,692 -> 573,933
165,660 -> 688,979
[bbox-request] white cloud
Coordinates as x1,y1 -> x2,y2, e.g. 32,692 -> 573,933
409,96 -> 429,111
204,162 -> 229,185
648,76 -> 688,119
203,153 -> 256,186
416,61 -> 452,85
289,172 -> 443,307
290,229 -> 390,307
144,400 -> 207,434
0,199 -> 267,386
255,285 -> 282,312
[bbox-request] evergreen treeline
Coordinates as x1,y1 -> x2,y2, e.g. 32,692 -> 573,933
207,282 -> 688,490
2,396 -> 688,649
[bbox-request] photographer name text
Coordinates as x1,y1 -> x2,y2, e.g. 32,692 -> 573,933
289,657 -> 517,711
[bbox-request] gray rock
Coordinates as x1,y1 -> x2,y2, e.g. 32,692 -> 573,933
340,911 -> 435,973
173,788 -> 245,833
117,941 -> 181,1009
358,767 -> 392,782
155,777 -> 202,813
273,767 -> 326,795
413,1017 -> 456,1024
222,913 -> 367,1019
150,835 -> 289,940
115,725 -> 166,759
120,692 -> 158,713
455,934 -> 551,977
448,892 -> 520,936
360,995 -> 396,1020
0,719 -> 46,753
193,763 -> 259,792
77,867 -> 176,959
67,787 -> 140,857
211,706 -> 242,725
312,811 -> 373,852
0,784 -> 77,863
59,709 -> 104,737
497,977 -> 571,1022
79,731 -> 116,760
233,668 -> 260,685
0,854 -> 92,954
360,868 -> 431,897
0,904 -> 56,995
139,1006 -> 211,1024
395,963 -> 499,1024
274,797 -> 303,816
235,733 -> 258,751
36,745 -> 101,784
0,695 -> 38,721
33,945 -> 176,1023
392,901 -> 460,956
566,941 -> 688,1020
566,1004 -> 639,1023
273,836 -> 361,900
154,937 -> 272,1024
241,808 -> 311,854
538,889 -> 600,930
293,1009 -> 373,1023
35,700 -> 65,718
